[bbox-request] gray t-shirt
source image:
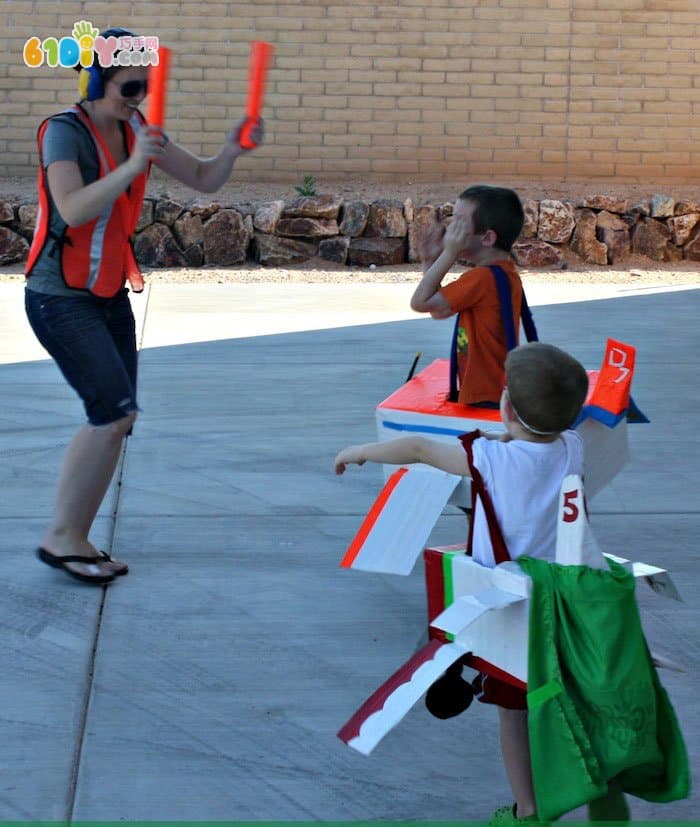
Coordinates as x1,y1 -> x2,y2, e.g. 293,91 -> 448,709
26,111 -> 125,296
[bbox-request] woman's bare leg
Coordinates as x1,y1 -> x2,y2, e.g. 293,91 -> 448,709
41,413 -> 136,576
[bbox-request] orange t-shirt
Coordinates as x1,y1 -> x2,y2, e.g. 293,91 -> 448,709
440,260 -> 523,405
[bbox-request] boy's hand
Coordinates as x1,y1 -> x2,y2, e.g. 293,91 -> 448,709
419,219 -> 446,267
442,214 -> 472,257
334,445 -> 366,475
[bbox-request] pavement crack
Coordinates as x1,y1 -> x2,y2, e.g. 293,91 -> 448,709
65,585 -> 107,821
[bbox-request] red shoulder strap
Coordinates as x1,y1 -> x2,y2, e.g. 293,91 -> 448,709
459,430 -> 511,564
25,115 -> 61,275
70,105 -> 148,292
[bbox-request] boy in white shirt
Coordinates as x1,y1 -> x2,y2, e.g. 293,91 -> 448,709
334,342 -> 627,823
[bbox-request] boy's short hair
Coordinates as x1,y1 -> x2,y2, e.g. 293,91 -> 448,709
505,343 -> 588,434
458,185 -> 524,252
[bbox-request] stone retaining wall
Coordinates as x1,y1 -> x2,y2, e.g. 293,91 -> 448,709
2,193 -> 699,268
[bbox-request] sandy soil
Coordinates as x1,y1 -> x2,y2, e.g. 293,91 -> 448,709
1,258 -> 697,287
4,173 -> 700,208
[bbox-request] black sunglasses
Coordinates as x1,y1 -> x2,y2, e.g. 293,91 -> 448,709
118,79 -> 148,98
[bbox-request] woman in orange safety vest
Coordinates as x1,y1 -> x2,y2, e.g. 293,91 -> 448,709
25,27 -> 264,585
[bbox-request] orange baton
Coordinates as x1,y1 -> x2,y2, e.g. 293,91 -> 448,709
238,41 -> 273,149
146,45 -> 171,128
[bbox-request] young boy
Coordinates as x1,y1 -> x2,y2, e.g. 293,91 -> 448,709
411,185 -> 526,407
334,343 -> 630,824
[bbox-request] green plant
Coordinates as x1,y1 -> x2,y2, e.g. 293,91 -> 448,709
294,175 -> 317,197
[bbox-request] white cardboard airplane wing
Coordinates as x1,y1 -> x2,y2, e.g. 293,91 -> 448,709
338,469 -> 679,755
337,639 -> 468,756
339,466 -> 461,575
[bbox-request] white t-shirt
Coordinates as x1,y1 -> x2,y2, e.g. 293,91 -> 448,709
469,430 -> 584,568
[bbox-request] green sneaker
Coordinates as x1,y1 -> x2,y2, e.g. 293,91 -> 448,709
489,804 -> 548,826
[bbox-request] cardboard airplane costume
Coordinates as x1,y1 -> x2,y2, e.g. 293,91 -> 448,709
337,340 -> 683,765
376,337 -> 647,505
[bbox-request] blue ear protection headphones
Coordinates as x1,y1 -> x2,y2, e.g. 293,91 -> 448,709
77,27 -> 134,101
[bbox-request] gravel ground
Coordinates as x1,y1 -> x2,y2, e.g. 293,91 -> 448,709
4,173 -> 700,209
2,259 -> 698,287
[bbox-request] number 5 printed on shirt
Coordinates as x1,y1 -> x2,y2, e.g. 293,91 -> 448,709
555,475 -> 607,569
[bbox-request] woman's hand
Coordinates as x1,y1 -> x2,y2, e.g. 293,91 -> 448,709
129,125 -> 168,172
228,117 -> 265,156
334,445 -> 367,475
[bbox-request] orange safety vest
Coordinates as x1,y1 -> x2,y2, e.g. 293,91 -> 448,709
25,104 -> 149,298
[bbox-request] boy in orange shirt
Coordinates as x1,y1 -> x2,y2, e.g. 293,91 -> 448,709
411,186 -> 532,407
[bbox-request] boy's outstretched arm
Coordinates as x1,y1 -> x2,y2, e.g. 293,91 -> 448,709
334,436 -> 471,477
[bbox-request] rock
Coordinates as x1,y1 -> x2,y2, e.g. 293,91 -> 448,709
538,200 -> 575,244
522,199 -> 538,238
364,199 -> 408,238
628,201 -> 650,218
318,236 -> 350,264
203,209 -> 250,265
650,194 -> 675,218
134,223 -> 186,268
683,226 -> 700,261
173,212 -> 204,249
18,204 -> 38,234
188,199 -> 220,220
348,237 -> 406,266
229,202 -> 257,219
511,239 -> 563,268
631,218 -> 672,261
243,215 -> 254,238
408,205 -> 440,263
667,214 -> 700,246
674,200 -> 700,216
254,233 -> 316,266
570,209 -> 608,265
155,198 -> 184,226
253,200 -> 284,234
339,200 -> 370,237
276,217 -> 339,238
596,212 -> 630,264
596,210 -> 628,232
136,199 -> 154,232
403,198 -> 414,224
0,200 -> 15,224
283,194 -> 342,219
579,195 -> 629,214
183,244 -> 204,267
666,245 -> 684,263
437,202 -> 453,221
0,227 -> 29,264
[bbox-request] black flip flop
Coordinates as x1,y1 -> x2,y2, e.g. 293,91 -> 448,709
96,550 -> 129,576
36,547 -> 116,585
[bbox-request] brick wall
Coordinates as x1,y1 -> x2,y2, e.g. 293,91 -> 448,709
3,0 -> 700,182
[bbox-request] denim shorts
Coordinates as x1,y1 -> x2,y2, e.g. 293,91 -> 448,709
25,287 -> 139,426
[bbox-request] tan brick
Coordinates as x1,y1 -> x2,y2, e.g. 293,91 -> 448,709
324,133 -> 368,146
371,159 -> 420,173
302,95 -> 347,108
295,119 -> 346,137
351,45 -> 399,57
